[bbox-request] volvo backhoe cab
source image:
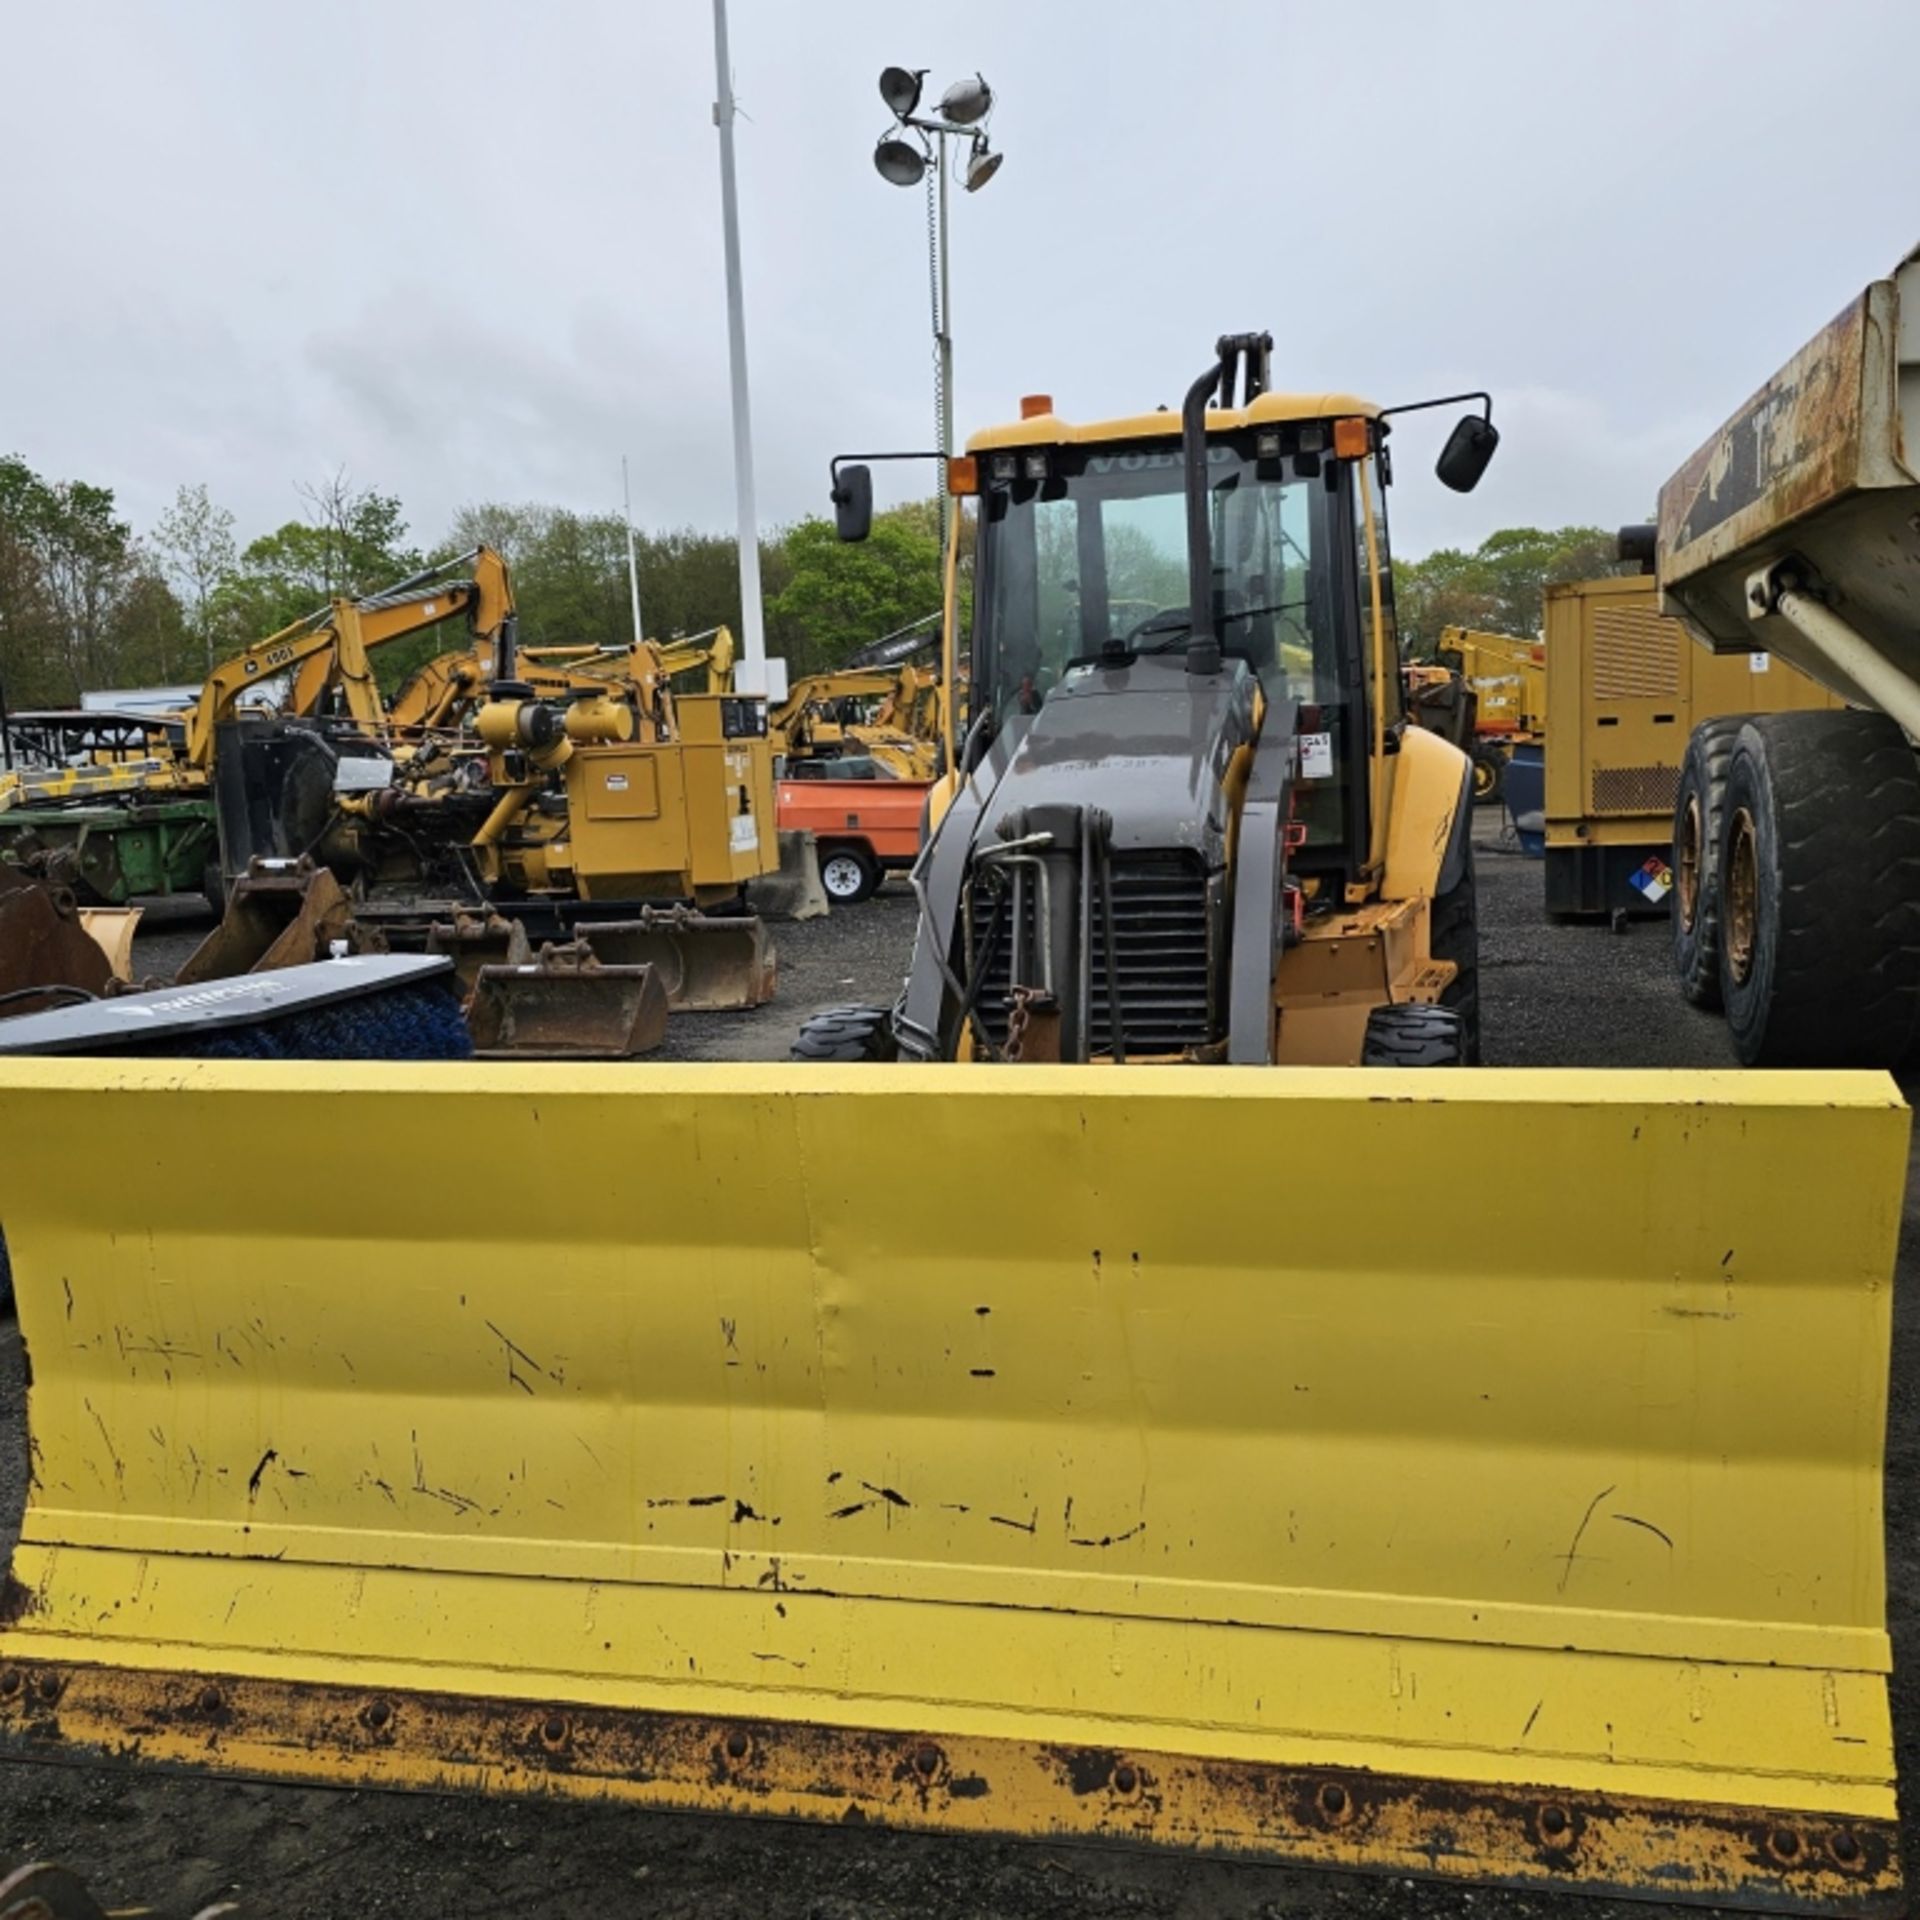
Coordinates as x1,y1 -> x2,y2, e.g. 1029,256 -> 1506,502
798,333 -> 1498,1067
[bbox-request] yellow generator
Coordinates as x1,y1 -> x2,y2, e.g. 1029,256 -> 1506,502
1543,574 -> 1837,917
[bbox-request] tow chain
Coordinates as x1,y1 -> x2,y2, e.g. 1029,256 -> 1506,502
1002,986 -> 1062,1063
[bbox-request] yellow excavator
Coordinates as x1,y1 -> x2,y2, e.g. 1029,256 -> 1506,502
771,664 -> 943,781
181,547 -> 519,774
0,336 -> 1902,1919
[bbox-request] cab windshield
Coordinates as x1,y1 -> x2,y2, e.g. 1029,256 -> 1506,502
975,440 -> 1347,731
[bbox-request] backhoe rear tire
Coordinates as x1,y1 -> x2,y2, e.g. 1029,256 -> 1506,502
789,1003 -> 899,1062
1429,839 -> 1481,1064
1362,1003 -> 1466,1067
1671,716 -> 1746,1009
1717,710 -> 1920,1067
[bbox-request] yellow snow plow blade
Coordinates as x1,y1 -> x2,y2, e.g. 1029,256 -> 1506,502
0,1063 -> 1903,1912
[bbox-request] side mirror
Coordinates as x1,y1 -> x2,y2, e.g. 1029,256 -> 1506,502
1436,415 -> 1499,494
832,463 -> 873,543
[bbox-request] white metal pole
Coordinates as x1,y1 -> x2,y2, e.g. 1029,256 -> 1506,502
622,454 -> 645,645
937,130 -> 954,479
710,0 -> 767,684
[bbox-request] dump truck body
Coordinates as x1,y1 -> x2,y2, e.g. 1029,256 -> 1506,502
1636,245 -> 1920,1063
0,1060 -> 1905,1912
1543,576 -> 1837,918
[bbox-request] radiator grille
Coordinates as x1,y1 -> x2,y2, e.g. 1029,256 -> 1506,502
967,857 -> 1213,1055
1591,763 -> 1682,815
1591,606 -> 1683,699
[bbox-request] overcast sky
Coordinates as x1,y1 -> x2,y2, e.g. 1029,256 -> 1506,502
5,0 -> 1915,564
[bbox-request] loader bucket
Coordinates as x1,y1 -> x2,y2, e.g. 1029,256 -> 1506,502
0,1065 -> 1903,1914
576,907 -> 776,1010
464,943 -> 668,1058
425,912 -> 533,998
175,858 -> 369,984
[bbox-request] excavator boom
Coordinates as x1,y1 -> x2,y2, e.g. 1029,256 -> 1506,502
185,548 -> 516,768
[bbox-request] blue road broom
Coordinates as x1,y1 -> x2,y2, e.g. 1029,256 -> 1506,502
0,955 -> 472,1061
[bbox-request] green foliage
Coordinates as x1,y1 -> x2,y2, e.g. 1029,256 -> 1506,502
0,454 -> 182,704
153,483 -> 237,673
210,476 -> 422,651
769,506 -> 945,674
1394,526 -> 1630,655
1,459 -> 956,709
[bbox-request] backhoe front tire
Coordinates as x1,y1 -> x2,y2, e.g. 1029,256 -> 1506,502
1362,1003 -> 1466,1067
1671,716 -> 1745,1009
1717,711 -> 1920,1067
789,1003 -> 899,1062
1429,838 -> 1481,1064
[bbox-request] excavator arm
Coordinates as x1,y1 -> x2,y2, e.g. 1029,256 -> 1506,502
657,626 -> 737,695
185,548 -> 517,767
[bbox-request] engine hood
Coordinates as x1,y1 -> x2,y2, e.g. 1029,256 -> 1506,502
974,651 -> 1263,867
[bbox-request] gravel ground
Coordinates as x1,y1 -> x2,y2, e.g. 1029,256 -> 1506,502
4,812 -> 1909,1919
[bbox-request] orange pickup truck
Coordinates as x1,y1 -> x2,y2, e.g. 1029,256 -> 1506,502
777,764 -> 929,903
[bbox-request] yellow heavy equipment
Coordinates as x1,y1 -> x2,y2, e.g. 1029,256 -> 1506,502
770,665 -> 943,781
203,555 -> 778,937
0,334 -> 1904,1919
802,336 -> 1496,1068
1542,576 -> 1838,921
184,547 -> 519,774
1435,625 -> 1547,802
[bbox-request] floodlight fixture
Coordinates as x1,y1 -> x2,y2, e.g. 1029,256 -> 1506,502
963,135 -> 1002,193
879,66 -> 925,119
938,73 -> 993,126
874,135 -> 928,187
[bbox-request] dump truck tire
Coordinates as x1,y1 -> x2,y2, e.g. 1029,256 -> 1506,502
818,843 -> 881,905
1671,716 -> 1746,1010
789,1003 -> 898,1062
1718,710 -> 1920,1067
1360,1002 -> 1465,1066
1429,845 -> 1481,1064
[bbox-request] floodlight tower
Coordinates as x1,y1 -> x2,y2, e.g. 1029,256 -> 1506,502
871,66 -> 1004,546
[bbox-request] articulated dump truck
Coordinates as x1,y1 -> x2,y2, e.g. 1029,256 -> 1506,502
0,336 -> 1908,1917
1624,243 -> 1920,1067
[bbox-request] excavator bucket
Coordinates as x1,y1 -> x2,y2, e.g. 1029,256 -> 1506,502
576,907 -> 777,1010
0,1064 -> 1903,1914
76,907 -> 143,984
0,864 -> 114,1016
175,858 -> 373,983
425,912 -> 533,998
464,941 -> 669,1058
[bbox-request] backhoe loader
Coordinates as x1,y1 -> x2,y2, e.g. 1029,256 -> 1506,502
798,336 -> 1490,1067
0,337 -> 1903,1919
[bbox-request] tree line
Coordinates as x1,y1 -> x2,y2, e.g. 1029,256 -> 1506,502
0,447 -> 1628,709
0,457 -> 947,709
